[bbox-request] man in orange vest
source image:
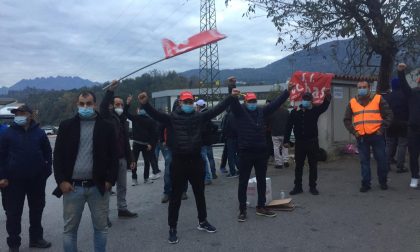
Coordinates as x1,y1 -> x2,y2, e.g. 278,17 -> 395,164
343,81 -> 393,192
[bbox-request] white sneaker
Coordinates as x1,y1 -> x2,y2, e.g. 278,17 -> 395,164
410,178 -> 418,188
150,173 -> 161,180
132,179 -> 139,186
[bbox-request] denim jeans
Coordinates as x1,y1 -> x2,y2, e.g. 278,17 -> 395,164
63,186 -> 109,252
116,158 -> 128,211
201,146 -> 216,181
226,138 -> 239,176
163,146 -> 187,195
357,134 -> 388,187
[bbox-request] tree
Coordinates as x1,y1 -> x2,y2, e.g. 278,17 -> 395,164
227,0 -> 420,92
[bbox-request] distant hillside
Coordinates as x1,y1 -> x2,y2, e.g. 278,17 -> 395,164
8,76 -> 99,91
181,39 -> 419,83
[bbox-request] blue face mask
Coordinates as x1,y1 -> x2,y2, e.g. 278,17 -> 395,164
246,103 -> 257,111
78,107 -> 95,118
14,116 -> 27,126
138,109 -> 148,116
301,100 -> 312,109
181,104 -> 194,114
358,88 -> 368,96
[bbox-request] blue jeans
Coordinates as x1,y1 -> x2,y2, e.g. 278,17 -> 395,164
63,186 -> 109,252
155,142 -> 163,160
227,138 -> 239,175
357,134 -> 388,187
201,146 -> 216,181
163,147 -> 187,195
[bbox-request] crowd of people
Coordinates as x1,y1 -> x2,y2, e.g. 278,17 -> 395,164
0,63 -> 419,251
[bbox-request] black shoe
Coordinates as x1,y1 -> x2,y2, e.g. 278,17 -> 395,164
380,184 -> 388,190
274,165 -> 283,169
212,173 -> 218,179
360,186 -> 371,193
110,190 -> 116,196
197,220 -> 217,233
107,218 -> 112,228
310,187 -> 319,195
161,194 -> 170,203
118,209 -> 138,218
29,239 -> 51,248
289,187 -> 303,195
396,168 -> 408,173
238,210 -> 247,222
256,207 -> 277,217
9,248 -> 19,252
168,228 -> 179,244
284,162 -> 289,168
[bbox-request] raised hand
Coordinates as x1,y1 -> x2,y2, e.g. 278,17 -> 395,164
397,63 -> 407,72
138,92 -> 148,105
231,88 -> 240,97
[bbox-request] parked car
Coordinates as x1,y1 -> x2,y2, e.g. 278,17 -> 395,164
41,126 -> 55,135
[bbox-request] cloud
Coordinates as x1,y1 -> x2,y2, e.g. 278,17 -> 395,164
0,0 -> 291,87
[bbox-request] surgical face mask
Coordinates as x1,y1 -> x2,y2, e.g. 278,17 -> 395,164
246,103 -> 257,111
138,109 -> 147,116
358,88 -> 368,96
114,108 -> 123,116
181,104 -> 194,113
78,107 -> 95,118
14,116 -> 27,126
301,100 -> 312,109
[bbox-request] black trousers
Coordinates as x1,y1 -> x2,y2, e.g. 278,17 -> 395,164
132,143 -> 160,180
294,139 -> 319,188
408,129 -> 420,179
220,143 -> 228,168
168,153 -> 206,228
1,176 -> 47,248
237,150 -> 268,211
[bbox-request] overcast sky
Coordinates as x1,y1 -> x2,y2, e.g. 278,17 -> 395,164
0,0 -> 294,87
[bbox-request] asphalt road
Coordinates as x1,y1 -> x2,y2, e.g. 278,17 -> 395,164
0,136 -> 419,252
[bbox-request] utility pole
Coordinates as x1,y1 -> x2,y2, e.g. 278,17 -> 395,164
199,0 -> 222,106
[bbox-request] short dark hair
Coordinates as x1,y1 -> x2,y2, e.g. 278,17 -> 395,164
79,91 -> 96,102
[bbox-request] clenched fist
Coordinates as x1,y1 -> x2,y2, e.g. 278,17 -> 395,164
138,92 -> 148,104
231,88 -> 240,97
397,63 -> 407,72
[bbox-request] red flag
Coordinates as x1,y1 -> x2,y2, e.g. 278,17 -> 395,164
162,30 -> 226,59
289,71 -> 334,104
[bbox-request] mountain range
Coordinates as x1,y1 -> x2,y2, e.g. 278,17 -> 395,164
1,39 -> 418,95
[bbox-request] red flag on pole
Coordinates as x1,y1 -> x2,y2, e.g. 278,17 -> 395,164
162,29 -> 226,59
289,71 -> 334,104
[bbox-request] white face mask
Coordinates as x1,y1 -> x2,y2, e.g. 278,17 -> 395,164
114,108 -> 123,116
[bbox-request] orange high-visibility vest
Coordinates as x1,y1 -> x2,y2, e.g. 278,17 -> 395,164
350,94 -> 383,136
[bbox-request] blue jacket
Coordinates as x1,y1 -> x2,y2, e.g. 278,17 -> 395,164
230,90 -> 290,152
0,121 -> 52,180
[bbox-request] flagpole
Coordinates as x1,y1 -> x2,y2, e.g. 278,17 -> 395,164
102,57 -> 168,90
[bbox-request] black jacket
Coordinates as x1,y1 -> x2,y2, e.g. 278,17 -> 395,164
53,113 -> 118,196
100,90 -> 134,164
221,109 -> 237,139
285,98 -> 330,143
125,107 -> 158,147
267,107 -> 290,136
399,70 -> 420,131
199,107 -> 219,146
230,90 -> 290,152
143,95 -> 235,155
